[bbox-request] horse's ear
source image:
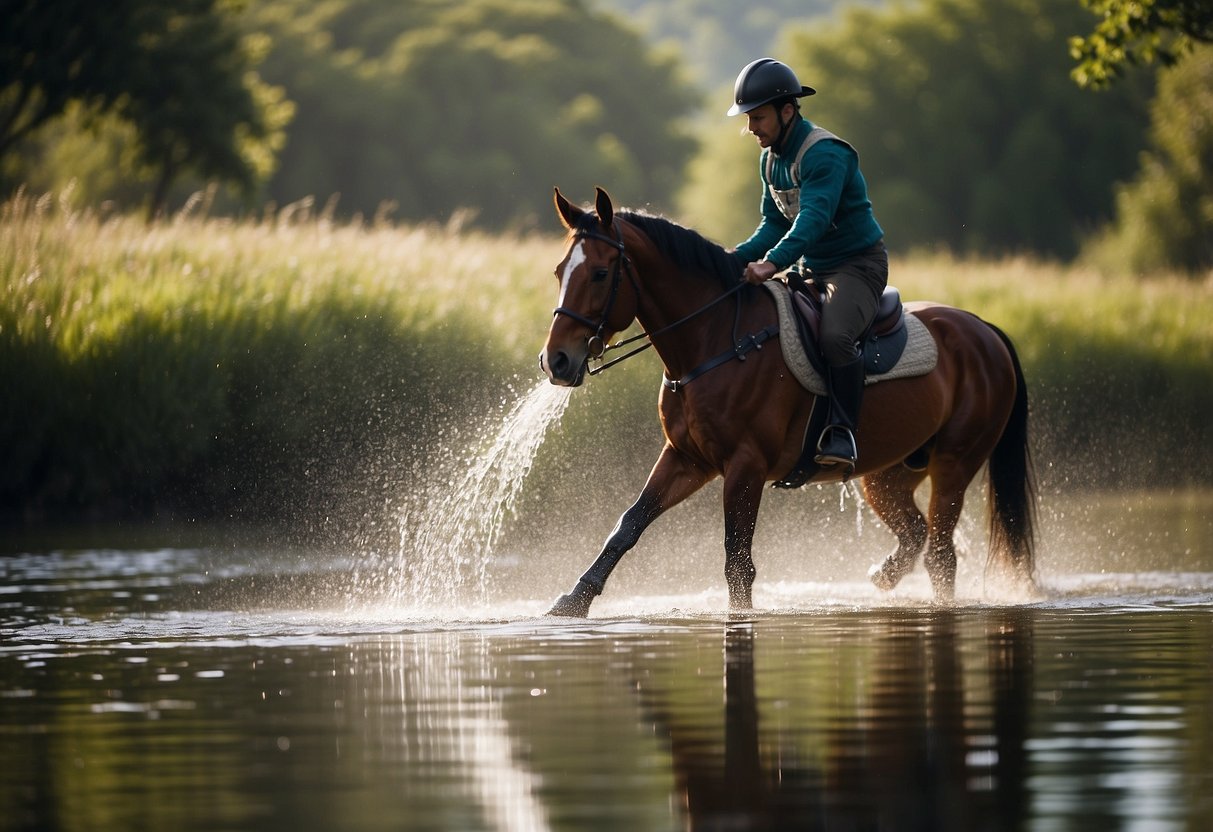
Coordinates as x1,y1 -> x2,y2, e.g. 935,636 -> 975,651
594,187 -> 614,230
554,187 -> 584,230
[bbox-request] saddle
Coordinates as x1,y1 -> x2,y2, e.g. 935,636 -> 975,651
761,277 -> 939,488
784,274 -> 910,379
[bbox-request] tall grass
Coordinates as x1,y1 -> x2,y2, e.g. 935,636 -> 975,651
1,189 -> 554,526
3,189 -> 1212,530
891,255 -> 1213,489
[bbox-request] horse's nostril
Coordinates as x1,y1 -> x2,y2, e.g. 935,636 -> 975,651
550,351 -> 569,376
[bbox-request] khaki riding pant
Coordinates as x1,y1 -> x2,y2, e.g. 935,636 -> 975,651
811,241 -> 889,367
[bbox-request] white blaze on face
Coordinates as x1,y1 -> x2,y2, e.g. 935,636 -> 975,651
557,240 -> 586,308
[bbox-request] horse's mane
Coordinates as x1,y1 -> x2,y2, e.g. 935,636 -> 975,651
613,210 -> 746,289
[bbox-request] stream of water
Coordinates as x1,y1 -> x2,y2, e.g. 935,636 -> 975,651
382,381 -> 572,608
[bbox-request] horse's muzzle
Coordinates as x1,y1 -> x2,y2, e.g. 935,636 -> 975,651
539,345 -> 588,387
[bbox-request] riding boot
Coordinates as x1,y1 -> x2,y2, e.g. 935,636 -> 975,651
815,355 -> 865,475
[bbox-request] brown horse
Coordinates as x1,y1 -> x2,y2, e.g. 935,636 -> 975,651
539,188 -> 1035,616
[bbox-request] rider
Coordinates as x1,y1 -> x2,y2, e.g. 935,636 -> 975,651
729,57 -> 887,474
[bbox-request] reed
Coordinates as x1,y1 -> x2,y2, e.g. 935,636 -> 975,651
3,190 -> 1211,527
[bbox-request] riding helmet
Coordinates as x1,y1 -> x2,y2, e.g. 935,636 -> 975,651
727,58 -> 816,116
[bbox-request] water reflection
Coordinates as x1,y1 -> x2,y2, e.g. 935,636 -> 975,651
352,635 -> 550,831
625,612 -> 1038,831
2,545 -> 1212,831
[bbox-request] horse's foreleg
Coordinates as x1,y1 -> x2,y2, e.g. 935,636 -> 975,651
547,492 -> 662,617
548,446 -> 710,617
722,463 -> 766,610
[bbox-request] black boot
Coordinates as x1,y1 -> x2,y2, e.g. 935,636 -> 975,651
815,355 -> 865,476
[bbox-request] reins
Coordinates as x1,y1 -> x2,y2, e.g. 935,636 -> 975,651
552,222 -> 775,386
589,280 -> 748,377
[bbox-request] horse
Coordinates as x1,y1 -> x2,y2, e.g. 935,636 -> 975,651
539,187 -> 1036,617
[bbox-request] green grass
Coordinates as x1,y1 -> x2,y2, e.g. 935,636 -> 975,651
891,255 -> 1213,488
4,189 -> 1212,528
1,190 -> 556,525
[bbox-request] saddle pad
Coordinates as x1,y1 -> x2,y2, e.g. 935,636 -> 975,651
762,280 -> 938,396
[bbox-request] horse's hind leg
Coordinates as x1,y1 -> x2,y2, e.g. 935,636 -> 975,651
923,486 -> 964,601
922,462 -> 987,601
862,465 -> 929,591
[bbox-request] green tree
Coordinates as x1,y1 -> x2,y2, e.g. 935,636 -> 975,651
592,0 -> 880,91
1083,45 -> 1213,273
1,0 -> 119,157
245,0 -> 697,228
0,0 -> 290,216
1070,0 -> 1213,88
682,0 -> 1153,259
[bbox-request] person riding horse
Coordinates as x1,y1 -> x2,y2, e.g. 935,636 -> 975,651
730,58 -> 887,475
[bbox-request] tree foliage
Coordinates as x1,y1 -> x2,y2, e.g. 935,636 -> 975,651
239,0 -> 697,228
592,0 -> 881,91
682,0 -> 1154,259
1084,45 -> 1213,273
0,0 -> 289,216
1070,0 -> 1213,88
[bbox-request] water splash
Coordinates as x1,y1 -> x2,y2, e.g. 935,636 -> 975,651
387,381 -> 573,609
839,480 -> 867,537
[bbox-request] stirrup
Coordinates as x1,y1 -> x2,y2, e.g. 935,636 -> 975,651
814,425 -> 857,469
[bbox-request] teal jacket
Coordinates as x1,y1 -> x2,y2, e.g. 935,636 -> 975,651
734,117 -> 883,271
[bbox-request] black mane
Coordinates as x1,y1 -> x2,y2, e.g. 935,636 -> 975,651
615,210 -> 746,289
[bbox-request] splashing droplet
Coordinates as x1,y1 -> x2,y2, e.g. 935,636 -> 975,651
386,381 -> 572,609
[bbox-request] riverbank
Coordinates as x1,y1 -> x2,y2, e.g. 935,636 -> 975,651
4,191 -> 1211,529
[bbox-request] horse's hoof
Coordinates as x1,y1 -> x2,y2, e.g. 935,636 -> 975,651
868,563 -> 899,592
546,581 -> 597,617
728,594 -> 754,611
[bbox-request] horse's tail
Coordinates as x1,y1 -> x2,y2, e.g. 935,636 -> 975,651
984,322 -> 1037,589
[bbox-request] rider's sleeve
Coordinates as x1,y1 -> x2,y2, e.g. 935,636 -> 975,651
733,151 -> 790,264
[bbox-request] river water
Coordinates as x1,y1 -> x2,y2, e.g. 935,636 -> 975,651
2,529 -> 1211,831
3,383 -> 1212,830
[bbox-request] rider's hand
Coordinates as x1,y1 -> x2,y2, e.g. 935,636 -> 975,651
744,260 -> 778,284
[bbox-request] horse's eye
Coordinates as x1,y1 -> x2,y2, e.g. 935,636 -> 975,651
591,268 -> 609,283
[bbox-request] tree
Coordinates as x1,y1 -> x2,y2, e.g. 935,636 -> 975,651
592,0 -> 882,91
243,0 -> 698,228
1083,45 -> 1213,273
1070,0 -> 1213,88
681,0 -> 1154,259
0,0 -> 290,216
0,0 -> 118,157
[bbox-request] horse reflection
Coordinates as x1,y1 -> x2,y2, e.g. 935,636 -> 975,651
632,613 -> 1033,831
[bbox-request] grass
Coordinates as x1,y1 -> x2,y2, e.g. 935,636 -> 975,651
4,188 -> 1212,529
1,189 -> 557,525
890,255 -> 1213,485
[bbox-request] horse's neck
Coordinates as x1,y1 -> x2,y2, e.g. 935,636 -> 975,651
635,261 -> 738,378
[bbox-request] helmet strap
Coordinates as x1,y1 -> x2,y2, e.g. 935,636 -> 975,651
773,100 -> 798,154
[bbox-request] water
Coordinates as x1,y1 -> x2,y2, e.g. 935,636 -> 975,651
3,380 -> 1213,830
377,381 -> 572,608
1,558 -> 1211,831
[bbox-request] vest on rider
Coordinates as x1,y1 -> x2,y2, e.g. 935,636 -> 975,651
735,118 -> 884,271
764,126 -> 856,224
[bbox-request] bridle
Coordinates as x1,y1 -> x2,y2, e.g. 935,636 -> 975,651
551,223 -> 639,369
551,220 -> 766,383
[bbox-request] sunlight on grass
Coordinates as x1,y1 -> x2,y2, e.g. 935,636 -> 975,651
3,188 -> 1212,523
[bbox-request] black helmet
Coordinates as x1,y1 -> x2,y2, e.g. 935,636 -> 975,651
727,58 -> 815,116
